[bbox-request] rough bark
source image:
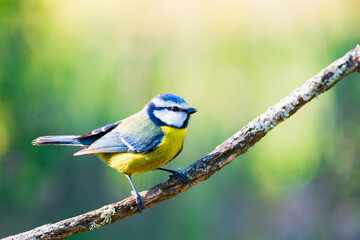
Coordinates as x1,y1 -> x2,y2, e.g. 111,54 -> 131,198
3,45 -> 360,240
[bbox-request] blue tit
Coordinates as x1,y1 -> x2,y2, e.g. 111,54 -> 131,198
33,93 -> 197,212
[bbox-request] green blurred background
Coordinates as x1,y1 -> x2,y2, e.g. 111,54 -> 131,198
1,0 -> 360,239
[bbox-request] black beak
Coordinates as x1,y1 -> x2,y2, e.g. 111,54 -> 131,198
187,108 -> 197,114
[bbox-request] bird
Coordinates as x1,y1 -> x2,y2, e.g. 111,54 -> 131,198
32,93 -> 197,212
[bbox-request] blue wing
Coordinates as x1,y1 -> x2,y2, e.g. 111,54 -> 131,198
74,112 -> 164,156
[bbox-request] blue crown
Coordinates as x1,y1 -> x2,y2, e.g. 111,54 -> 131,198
155,93 -> 187,105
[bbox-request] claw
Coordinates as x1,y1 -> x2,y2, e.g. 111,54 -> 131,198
133,192 -> 146,213
170,171 -> 191,186
157,168 -> 191,186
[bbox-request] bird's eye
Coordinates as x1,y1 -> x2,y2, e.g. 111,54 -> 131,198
170,106 -> 180,112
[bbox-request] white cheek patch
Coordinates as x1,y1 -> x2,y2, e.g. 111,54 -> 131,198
153,109 -> 187,128
152,98 -> 189,109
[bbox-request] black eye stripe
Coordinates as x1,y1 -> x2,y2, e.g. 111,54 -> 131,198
154,106 -> 187,112
170,106 -> 180,111
170,106 -> 187,112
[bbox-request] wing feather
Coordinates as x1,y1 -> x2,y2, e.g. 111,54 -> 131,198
75,121 -> 122,140
74,112 -> 164,156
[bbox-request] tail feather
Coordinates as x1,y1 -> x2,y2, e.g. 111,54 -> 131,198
32,135 -> 84,146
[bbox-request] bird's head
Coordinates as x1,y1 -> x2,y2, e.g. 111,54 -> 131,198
145,93 -> 197,129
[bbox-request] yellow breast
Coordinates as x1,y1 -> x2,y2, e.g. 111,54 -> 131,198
98,126 -> 187,175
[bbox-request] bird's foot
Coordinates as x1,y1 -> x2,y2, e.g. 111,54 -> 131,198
169,170 -> 192,186
131,191 -> 146,213
157,168 -> 192,186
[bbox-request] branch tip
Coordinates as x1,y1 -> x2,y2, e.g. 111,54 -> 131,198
355,44 -> 360,72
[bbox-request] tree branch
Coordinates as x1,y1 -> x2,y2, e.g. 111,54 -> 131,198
4,45 -> 360,240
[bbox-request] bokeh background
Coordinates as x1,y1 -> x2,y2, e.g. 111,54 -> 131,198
1,0 -> 360,239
